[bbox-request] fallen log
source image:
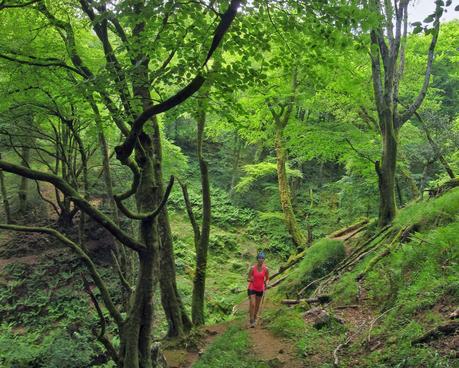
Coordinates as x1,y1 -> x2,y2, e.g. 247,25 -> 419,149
267,274 -> 288,289
411,321 -> 459,345
356,227 -> 406,281
282,295 -> 331,305
328,219 -> 369,239
427,178 -> 459,197
270,249 -> 306,281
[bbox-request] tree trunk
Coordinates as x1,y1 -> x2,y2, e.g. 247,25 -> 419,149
120,133 -> 160,368
91,97 -> 133,308
18,146 -> 30,214
0,153 -> 12,223
376,122 -> 398,227
274,126 -> 307,247
151,120 -> 192,337
132,48 -> 191,335
192,102 -> 211,326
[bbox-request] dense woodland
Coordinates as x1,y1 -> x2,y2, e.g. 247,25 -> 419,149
0,0 -> 458,367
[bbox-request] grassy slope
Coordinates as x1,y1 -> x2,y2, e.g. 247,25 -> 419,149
220,188 -> 459,368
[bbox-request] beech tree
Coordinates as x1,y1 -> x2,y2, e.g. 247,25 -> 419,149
0,0 -> 242,366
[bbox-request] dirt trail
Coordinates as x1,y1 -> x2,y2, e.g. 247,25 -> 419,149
165,297 -> 305,368
246,324 -> 304,367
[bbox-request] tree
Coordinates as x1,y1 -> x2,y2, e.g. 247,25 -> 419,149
366,0 -> 453,226
0,0 -> 242,366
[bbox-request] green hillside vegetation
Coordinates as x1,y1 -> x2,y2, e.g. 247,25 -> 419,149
0,1 -> 458,368
264,188 -> 459,367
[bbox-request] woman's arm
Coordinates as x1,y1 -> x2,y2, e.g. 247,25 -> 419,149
247,267 -> 253,282
264,267 -> 270,287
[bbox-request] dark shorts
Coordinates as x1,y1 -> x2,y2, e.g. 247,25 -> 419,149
247,289 -> 263,297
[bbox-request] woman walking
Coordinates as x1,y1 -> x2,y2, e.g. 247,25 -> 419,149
247,251 -> 269,328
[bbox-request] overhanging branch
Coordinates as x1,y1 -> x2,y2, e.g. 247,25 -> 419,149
0,160 -> 145,253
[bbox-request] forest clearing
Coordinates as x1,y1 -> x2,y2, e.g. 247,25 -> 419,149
0,0 -> 458,367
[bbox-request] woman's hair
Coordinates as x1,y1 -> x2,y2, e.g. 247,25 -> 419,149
257,251 -> 265,259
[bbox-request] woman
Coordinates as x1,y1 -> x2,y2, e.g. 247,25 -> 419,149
247,251 -> 269,328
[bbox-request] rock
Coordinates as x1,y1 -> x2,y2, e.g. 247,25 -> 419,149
303,307 -> 343,329
449,308 -> 459,319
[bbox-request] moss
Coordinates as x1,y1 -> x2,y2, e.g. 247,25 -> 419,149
277,239 -> 345,297
394,187 -> 459,230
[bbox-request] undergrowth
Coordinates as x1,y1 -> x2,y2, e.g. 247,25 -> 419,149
192,324 -> 270,368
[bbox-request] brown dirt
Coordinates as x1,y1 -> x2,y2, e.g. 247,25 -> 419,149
164,295 -> 305,368
247,320 -> 304,368
163,323 -> 229,368
0,254 -> 40,270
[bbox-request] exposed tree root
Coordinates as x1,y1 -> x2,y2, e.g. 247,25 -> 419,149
272,220 -> 370,283
357,225 -> 415,281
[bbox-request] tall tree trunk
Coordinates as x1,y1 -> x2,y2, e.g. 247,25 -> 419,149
0,153 -> 12,223
274,126 -> 307,247
18,146 -> 30,214
133,45 -> 190,334
376,122 -> 398,227
120,133 -> 160,368
151,116 -> 192,336
191,102 -> 211,326
91,97 -> 133,308
369,0 -> 440,227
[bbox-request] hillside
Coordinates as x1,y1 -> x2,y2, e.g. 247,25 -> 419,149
185,187 -> 459,368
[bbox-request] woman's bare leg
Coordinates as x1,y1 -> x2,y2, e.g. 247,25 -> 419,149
254,295 -> 262,322
249,295 -> 256,323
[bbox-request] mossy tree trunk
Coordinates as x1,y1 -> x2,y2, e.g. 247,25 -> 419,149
267,70 -> 307,248
191,96 -> 211,326
0,153 -> 12,223
369,0 -> 441,227
274,126 -> 307,247
18,146 -> 30,214
130,13 -> 191,333
152,116 -> 192,336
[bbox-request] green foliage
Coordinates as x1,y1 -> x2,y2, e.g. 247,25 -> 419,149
235,161 -> 302,193
394,187 -> 459,229
279,239 -> 345,297
168,184 -> 255,229
0,324 -> 97,368
246,213 -> 294,258
209,233 -> 239,253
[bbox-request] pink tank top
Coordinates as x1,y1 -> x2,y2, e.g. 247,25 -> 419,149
248,265 -> 267,292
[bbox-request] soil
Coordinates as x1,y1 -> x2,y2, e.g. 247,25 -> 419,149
164,296 -> 305,368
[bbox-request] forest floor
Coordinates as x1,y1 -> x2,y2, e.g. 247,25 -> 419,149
164,296 -> 305,368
